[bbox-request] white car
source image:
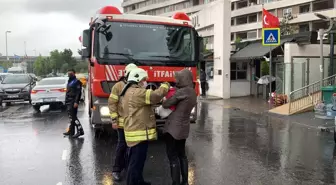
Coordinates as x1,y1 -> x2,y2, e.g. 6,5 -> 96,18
31,77 -> 85,111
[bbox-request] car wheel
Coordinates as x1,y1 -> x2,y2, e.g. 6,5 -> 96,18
6,102 -> 11,106
33,105 -> 40,112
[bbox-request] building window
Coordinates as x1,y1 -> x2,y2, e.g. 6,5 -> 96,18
248,14 -> 257,23
299,23 -> 310,32
263,0 -> 276,3
231,33 -> 234,41
299,4 -> 310,13
247,30 -> 257,39
231,18 -> 234,26
231,61 -> 248,80
231,2 -> 235,10
283,8 -> 292,17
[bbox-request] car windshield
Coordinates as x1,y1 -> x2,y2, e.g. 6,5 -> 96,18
38,79 -> 66,85
98,22 -> 195,63
2,75 -> 30,84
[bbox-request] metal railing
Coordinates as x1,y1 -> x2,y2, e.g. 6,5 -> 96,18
288,74 -> 336,114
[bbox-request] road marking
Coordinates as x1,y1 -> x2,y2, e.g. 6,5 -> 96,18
56,182 -> 62,185
61,150 -> 67,160
1,105 -> 22,114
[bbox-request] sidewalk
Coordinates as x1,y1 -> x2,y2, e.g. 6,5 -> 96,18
199,95 -> 336,131
199,96 -> 270,115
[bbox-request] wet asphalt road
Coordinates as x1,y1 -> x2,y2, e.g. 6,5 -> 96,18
1,100 -> 336,185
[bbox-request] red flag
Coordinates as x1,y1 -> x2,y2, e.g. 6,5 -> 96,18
262,8 -> 280,28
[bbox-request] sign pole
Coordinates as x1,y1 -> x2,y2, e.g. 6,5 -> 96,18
269,46 -> 272,109
262,28 -> 280,109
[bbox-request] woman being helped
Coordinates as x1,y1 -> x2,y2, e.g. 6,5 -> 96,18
162,69 -> 197,185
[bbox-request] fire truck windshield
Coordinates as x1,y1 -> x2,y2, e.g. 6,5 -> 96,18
98,22 -> 195,64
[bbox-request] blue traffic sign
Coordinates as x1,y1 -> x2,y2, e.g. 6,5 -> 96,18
262,28 -> 280,46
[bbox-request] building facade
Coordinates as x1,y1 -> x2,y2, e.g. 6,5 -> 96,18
122,0 -> 336,48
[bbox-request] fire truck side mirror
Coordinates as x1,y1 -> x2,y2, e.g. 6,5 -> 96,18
81,48 -> 90,58
82,29 -> 90,48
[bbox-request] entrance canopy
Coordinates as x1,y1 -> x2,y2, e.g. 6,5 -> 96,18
230,31 -> 317,61
230,38 -> 293,61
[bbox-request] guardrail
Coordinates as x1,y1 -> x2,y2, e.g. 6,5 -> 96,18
288,74 -> 336,114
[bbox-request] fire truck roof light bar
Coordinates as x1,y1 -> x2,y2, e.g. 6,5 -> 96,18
172,12 -> 191,21
97,6 -> 191,22
99,6 -> 122,15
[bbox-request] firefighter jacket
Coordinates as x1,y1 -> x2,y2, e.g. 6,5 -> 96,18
65,76 -> 82,105
121,83 -> 170,147
108,80 -> 126,128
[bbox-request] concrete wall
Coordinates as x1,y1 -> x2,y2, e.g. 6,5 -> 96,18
284,43 -> 336,95
198,0 -> 231,99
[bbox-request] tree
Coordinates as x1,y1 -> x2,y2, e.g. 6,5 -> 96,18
61,49 -> 77,68
49,50 -> 62,73
60,63 -> 69,73
74,62 -> 88,73
280,14 -> 298,36
235,37 -> 242,44
261,60 -> 269,76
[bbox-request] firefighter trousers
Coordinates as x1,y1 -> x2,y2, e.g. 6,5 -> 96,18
126,141 -> 149,185
113,128 -> 127,172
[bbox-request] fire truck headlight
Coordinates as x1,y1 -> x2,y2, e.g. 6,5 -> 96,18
191,107 -> 195,114
100,106 -> 110,116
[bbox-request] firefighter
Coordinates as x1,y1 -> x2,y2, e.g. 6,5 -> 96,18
63,69 -> 84,138
120,68 -> 170,185
108,63 -> 138,181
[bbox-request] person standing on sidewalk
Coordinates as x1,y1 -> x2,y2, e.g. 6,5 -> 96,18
162,69 -> 197,185
120,68 -> 170,185
200,68 -> 207,97
108,63 -> 138,181
63,69 -> 84,138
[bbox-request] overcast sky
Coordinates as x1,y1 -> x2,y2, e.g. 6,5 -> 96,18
0,0 -> 122,57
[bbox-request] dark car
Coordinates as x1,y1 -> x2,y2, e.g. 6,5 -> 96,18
0,74 -> 36,105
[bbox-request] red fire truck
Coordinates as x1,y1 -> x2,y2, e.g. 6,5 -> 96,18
81,6 -> 203,132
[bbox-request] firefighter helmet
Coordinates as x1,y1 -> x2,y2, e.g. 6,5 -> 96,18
125,63 -> 138,76
127,68 -> 148,82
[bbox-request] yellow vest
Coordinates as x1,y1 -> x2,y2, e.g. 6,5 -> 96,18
121,83 -> 169,147
108,81 -> 126,128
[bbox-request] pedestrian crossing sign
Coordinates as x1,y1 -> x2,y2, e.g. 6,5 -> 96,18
262,28 -> 280,46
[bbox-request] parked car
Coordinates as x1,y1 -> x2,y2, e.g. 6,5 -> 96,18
0,74 -> 36,105
31,77 -> 85,111
0,73 -> 13,81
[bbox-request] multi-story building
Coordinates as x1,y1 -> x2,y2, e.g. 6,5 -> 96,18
122,0 -> 336,49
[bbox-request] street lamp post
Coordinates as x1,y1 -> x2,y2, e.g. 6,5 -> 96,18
5,31 -> 11,61
314,13 -> 334,87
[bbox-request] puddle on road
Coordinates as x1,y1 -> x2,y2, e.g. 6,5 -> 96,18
189,102 -> 336,185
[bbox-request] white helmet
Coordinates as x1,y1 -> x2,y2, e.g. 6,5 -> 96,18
127,68 -> 148,82
125,63 -> 138,76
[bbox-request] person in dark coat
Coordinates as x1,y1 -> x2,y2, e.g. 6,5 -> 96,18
63,69 -> 84,138
162,69 -> 197,185
200,69 -> 207,97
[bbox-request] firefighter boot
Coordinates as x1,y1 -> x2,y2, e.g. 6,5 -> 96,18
63,124 -> 75,136
180,158 -> 189,185
72,120 -> 84,138
170,162 -> 181,185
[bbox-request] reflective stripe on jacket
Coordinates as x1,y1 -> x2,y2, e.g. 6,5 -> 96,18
108,81 -> 126,128
122,83 -> 169,147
